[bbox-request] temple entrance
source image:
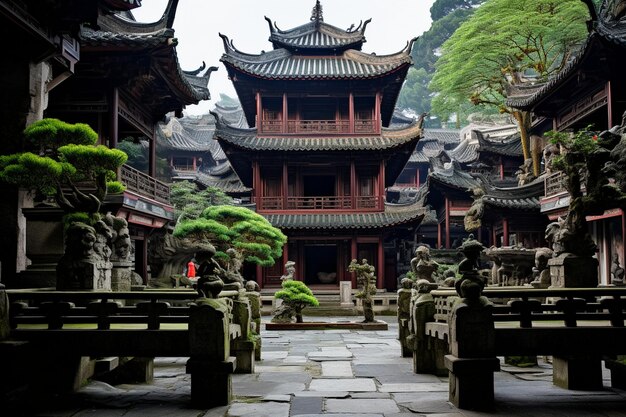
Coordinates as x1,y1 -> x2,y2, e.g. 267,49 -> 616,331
304,244 -> 338,285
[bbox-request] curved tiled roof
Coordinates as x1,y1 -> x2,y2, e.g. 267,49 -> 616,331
476,131 -> 523,157
220,34 -> 414,80
423,129 -> 461,144
428,160 -> 480,191
79,1 -> 213,106
266,17 -> 370,52
213,116 -> 423,152
481,177 -> 545,211
195,171 -> 251,194
445,139 -> 480,164
409,139 -> 446,163
264,200 -> 425,230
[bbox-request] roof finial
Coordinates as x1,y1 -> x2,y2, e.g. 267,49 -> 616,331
310,0 -> 323,23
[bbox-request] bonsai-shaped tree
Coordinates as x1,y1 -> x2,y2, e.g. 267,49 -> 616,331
274,279 -> 319,323
348,259 -> 377,323
0,118 -> 127,217
173,205 -> 287,277
170,181 -> 232,223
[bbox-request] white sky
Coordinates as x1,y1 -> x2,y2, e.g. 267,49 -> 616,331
133,0 -> 436,115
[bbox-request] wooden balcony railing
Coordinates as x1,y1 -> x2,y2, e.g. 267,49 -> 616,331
544,171 -> 568,198
259,119 -> 377,135
255,195 -> 383,211
120,164 -> 170,204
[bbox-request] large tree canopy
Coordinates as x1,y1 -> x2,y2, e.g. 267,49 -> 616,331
430,0 -> 590,172
174,205 -> 287,267
398,0 -> 485,125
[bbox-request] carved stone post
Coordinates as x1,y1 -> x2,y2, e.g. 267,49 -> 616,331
231,295 -> 255,373
397,279 -> 412,357
186,298 -> 236,408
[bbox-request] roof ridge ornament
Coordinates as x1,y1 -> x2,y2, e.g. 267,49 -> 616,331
310,0 -> 323,24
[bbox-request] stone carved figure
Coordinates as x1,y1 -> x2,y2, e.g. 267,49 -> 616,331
281,261 -> 296,281
102,213 -> 134,291
348,259 -> 377,323
410,246 -> 439,282
611,254 -> 625,286
530,247 -> 553,289
57,222 -> 112,290
516,158 -> 536,186
455,235 -> 488,305
148,231 -> 216,288
542,143 -> 561,174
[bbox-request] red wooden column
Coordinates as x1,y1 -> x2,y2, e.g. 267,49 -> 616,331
375,92 -> 381,133
499,157 -> 504,180
282,243 -> 289,269
256,91 -> 262,130
109,87 -> 118,148
445,197 -> 451,249
192,156 -> 197,171
256,265 -> 263,287
416,168 -> 420,188
378,160 -> 385,209
350,159 -> 356,209
437,222 -> 442,249
502,218 -> 510,246
349,93 -> 354,134
351,237 -> 358,288
377,236 -> 384,289
253,160 -> 261,208
282,160 -> 288,210
282,93 -> 288,133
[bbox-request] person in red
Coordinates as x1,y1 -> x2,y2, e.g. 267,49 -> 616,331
187,259 -> 197,278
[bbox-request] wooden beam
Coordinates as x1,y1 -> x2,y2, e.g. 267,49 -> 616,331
148,130 -> 156,178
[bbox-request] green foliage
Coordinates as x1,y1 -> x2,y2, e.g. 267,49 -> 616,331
106,181 -> 126,194
545,126 -> 599,168
430,0 -> 589,118
24,118 -> 97,153
174,205 -> 286,267
430,0 -> 484,21
62,212 -> 96,230
170,181 -> 233,222
400,1 -> 482,123
0,119 -> 127,214
275,280 -> 319,307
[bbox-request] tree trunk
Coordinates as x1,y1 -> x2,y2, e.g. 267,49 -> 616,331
513,110 -> 539,176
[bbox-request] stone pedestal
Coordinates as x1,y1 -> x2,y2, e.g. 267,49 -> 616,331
553,356 -> 603,390
232,339 -> 255,373
445,355 -> 500,410
16,207 -> 65,288
397,288 -> 412,357
56,260 -> 112,290
111,260 -> 133,292
186,357 -> 235,408
446,300 -> 499,410
340,281 -> 353,307
549,254 -> 599,288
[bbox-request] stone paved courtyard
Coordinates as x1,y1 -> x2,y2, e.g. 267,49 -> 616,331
17,317 -> 626,417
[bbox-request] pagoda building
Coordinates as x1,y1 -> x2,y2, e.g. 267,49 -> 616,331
214,2 -> 424,290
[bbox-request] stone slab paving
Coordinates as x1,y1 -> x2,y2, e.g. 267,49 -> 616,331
19,316 -> 626,417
